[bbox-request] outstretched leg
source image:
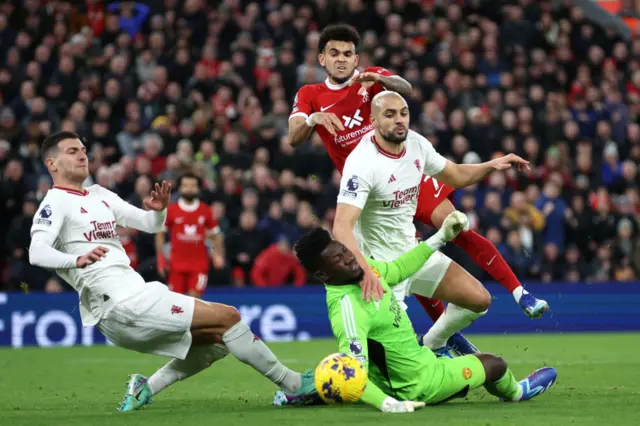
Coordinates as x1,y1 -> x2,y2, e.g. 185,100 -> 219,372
116,296 -> 316,412
475,354 -> 521,401
475,353 -> 557,402
119,336 -> 230,412
146,329 -> 229,396
190,300 -> 305,394
420,353 -> 556,406
429,200 -> 548,318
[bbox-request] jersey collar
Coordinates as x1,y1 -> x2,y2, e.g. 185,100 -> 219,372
178,198 -> 200,212
324,70 -> 360,91
53,185 -> 88,196
372,136 -> 406,159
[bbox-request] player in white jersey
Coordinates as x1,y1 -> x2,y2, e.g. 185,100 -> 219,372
29,131 -> 317,411
334,92 -> 530,356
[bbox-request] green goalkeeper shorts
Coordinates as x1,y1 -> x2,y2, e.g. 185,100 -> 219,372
419,355 -> 487,404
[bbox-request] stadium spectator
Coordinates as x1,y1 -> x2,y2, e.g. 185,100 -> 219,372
499,230 -> 536,279
250,236 -> 306,287
503,191 -> 546,233
5,194 -> 49,291
227,210 -> 268,286
107,1 -> 150,39
1,0 -> 639,290
563,244 -> 591,282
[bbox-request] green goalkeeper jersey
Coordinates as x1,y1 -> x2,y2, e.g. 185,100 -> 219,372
325,242 -> 442,410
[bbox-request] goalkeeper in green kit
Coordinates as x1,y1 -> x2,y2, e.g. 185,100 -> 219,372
274,211 -> 557,413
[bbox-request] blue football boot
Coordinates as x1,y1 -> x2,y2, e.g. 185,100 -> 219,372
519,293 -> 549,319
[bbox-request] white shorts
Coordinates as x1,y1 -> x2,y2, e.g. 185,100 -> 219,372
392,250 -> 452,308
98,281 -> 195,360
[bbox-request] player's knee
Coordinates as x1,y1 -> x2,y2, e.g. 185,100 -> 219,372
220,305 -> 242,329
490,356 -> 508,380
471,287 -> 491,313
479,290 -> 492,312
477,354 -> 507,382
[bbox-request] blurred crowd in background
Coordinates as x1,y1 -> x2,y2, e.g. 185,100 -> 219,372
1,0 -> 640,292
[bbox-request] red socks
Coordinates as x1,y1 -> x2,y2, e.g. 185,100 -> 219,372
415,294 -> 445,322
452,230 -> 521,293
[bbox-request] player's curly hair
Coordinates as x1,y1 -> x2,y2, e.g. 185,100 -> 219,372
294,227 -> 333,273
318,24 -> 361,52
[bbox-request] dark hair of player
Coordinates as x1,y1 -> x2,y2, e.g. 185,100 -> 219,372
318,24 -> 361,53
41,130 -> 81,163
294,227 -> 332,273
177,173 -> 202,189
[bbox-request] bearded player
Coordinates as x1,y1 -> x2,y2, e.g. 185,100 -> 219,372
288,24 -> 548,328
333,91 -> 536,356
156,173 -> 225,298
29,131 -> 316,411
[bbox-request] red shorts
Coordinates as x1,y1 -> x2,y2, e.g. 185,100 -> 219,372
168,270 -> 209,295
414,175 -> 456,227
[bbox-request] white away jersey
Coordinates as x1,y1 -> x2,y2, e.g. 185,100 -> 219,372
30,185 -> 166,326
337,129 -> 447,262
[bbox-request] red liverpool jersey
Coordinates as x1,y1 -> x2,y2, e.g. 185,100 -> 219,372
165,199 -> 219,272
289,66 -> 392,173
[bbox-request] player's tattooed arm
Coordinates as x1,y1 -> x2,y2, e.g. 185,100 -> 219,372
351,72 -> 412,97
377,75 -> 412,97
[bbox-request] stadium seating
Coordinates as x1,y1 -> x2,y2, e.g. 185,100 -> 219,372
0,0 -> 639,291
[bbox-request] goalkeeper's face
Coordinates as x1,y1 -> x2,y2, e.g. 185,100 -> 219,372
316,241 -> 364,284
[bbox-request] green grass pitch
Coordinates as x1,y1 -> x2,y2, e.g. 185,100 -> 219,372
1,333 -> 638,426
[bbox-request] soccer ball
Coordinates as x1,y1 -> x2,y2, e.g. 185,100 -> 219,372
314,353 -> 367,404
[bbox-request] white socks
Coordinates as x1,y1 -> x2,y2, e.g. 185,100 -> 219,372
512,286 -> 527,303
148,344 -> 229,395
222,321 -> 301,394
147,321 -> 301,396
421,303 -> 487,349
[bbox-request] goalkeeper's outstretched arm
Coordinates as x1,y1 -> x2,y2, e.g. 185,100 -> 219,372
381,211 -> 470,286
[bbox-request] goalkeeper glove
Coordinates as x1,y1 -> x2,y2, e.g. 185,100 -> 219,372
380,397 -> 426,413
425,210 -> 469,250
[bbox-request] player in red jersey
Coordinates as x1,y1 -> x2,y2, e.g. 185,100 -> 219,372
288,24 -> 548,339
155,174 -> 225,298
